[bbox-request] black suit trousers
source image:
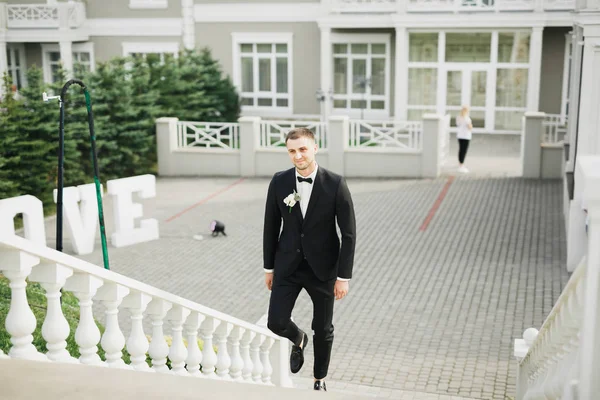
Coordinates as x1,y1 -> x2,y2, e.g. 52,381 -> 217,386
267,260 -> 336,379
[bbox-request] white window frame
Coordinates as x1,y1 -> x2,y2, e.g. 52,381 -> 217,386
232,32 -> 294,116
330,33 -> 391,120
129,0 -> 168,9
122,42 -> 179,63
41,42 -> 96,84
6,44 -> 27,90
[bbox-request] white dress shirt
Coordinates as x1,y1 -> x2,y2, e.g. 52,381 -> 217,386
265,164 -> 349,282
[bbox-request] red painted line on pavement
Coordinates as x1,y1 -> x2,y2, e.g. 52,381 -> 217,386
165,178 -> 246,223
419,176 -> 455,232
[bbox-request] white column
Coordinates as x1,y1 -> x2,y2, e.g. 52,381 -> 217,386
578,156 -> 600,400
394,26 -> 408,120
421,114 -> 444,178
156,117 -> 179,177
527,27 -> 544,111
320,25 -> 332,120
520,112 -> 545,178
166,305 -> 191,376
238,116 -> 260,177
0,39 -> 8,92
327,115 -> 348,176
59,40 -> 74,80
576,39 -> 600,156
181,0 -> 195,50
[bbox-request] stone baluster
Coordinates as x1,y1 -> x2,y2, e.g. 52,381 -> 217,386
0,250 -> 46,361
166,305 -> 191,376
199,317 -> 219,378
250,333 -> 265,383
214,322 -> 233,379
240,330 -> 255,382
183,312 -> 205,377
122,291 -> 152,371
29,261 -> 75,363
64,273 -> 104,365
146,299 -> 172,373
228,326 -> 245,381
95,283 -> 130,368
260,337 -> 275,385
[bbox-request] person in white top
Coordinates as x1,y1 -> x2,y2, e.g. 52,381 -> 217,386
456,105 -> 473,173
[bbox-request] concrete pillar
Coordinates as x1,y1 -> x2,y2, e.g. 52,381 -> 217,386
238,116 -> 261,177
155,117 -> 179,176
527,27 -> 544,112
578,155 -> 600,400
394,26 -> 408,120
0,3 -> 7,95
421,114 -> 444,178
181,0 -> 195,51
59,40 -> 73,80
327,115 -> 348,176
319,25 -> 332,120
520,112 -> 544,178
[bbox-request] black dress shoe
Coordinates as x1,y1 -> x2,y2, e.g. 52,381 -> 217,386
290,332 -> 308,373
314,380 -> 327,391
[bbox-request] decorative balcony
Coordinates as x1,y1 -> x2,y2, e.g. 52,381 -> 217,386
1,2 -> 86,30
328,0 -> 576,13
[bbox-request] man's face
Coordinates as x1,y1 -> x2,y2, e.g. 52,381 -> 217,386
286,136 -> 318,171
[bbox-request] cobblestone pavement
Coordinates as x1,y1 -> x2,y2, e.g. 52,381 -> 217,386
41,171 -> 569,400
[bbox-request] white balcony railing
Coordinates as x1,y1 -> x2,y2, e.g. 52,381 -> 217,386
4,2 -> 86,29
259,120 -> 327,149
177,121 -> 240,150
0,234 -> 292,387
543,114 -> 568,144
514,155 -> 600,400
349,119 -> 423,151
328,0 -> 575,12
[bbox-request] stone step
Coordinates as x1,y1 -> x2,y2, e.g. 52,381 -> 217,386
292,377 -> 480,400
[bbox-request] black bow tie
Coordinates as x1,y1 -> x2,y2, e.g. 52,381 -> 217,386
297,176 -> 313,184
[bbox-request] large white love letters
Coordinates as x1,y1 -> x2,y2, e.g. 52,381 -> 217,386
0,174 -> 160,255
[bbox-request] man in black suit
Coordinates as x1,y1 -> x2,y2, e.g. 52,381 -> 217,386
263,127 -> 356,391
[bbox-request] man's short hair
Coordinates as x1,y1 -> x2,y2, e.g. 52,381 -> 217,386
285,127 -> 315,143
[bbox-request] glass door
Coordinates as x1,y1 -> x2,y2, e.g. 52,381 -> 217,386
444,67 -> 488,131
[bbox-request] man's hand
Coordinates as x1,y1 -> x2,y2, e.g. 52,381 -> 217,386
265,273 -> 274,291
334,280 -> 349,300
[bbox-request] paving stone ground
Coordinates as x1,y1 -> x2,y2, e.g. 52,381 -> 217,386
36,134 -> 569,400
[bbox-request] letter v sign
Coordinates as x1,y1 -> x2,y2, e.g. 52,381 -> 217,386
53,183 -> 104,255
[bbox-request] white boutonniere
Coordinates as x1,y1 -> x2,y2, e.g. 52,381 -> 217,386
283,191 -> 301,213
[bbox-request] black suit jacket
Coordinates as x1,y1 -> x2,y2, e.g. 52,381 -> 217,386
263,166 -> 356,282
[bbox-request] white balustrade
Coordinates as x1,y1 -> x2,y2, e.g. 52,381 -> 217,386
1,250 -> 46,361
28,262 -> 75,363
0,235 -> 290,387
260,120 -> 327,149
250,334 -> 265,383
177,121 -> 240,150
349,120 -> 422,150
183,312 -> 205,377
228,326 -> 245,381
514,155 -> 600,399
64,274 -> 104,366
215,322 -> 233,379
240,330 -> 255,382
166,305 -> 191,375
543,114 -> 568,144
6,3 -> 85,29
122,292 -> 153,371
96,283 -> 130,368
147,299 -> 172,373
200,317 -> 219,378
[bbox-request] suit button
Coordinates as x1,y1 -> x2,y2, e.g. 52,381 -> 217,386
297,249 -> 301,253
301,234 -> 305,238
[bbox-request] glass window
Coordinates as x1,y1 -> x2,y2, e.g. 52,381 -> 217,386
332,41 -> 388,112
238,42 -> 290,109
445,33 -> 491,63
496,68 -> 528,107
495,111 -> 523,131
498,32 -> 530,63
408,68 -> 437,106
407,109 -> 436,121
409,33 -> 438,62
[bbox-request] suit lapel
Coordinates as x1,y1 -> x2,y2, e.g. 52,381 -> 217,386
287,169 -> 303,224
303,168 -> 322,226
